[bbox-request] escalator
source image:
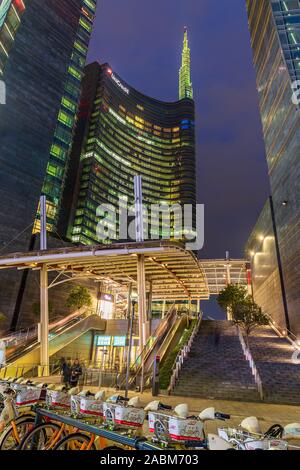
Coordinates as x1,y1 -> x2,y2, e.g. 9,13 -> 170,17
1,314 -> 106,378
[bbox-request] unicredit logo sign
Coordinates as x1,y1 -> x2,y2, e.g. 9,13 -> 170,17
111,73 -> 129,95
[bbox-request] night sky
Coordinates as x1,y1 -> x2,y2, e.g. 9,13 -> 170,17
88,0 -> 270,261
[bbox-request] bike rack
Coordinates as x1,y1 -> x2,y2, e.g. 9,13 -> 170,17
34,407 -> 162,450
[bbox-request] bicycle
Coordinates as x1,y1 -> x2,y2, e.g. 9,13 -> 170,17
0,395 -> 36,450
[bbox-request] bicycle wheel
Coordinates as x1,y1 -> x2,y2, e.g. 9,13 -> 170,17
54,432 -> 96,451
19,422 -> 65,450
0,418 -> 35,450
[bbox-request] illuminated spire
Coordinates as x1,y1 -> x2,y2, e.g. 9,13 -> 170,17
179,27 -> 193,100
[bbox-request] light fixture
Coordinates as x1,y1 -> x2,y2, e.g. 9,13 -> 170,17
282,200 -> 288,206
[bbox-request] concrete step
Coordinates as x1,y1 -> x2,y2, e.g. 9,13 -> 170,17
171,320 -> 261,402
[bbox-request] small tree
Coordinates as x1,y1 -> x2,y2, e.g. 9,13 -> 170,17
66,286 -> 92,311
218,284 -> 248,311
232,298 -> 269,342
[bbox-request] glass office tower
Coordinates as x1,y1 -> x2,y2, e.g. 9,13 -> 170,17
54,31 -> 195,336
0,0 -> 97,328
0,0 -> 26,74
34,0 -> 97,235
246,0 -> 300,335
61,53 -> 196,245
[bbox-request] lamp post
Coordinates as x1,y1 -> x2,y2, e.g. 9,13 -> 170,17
125,299 -> 136,398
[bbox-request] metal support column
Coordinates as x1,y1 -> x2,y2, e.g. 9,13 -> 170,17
39,264 -> 49,377
125,300 -> 136,398
39,195 -> 49,376
225,251 -> 232,321
147,279 -> 153,332
137,254 -> 147,350
162,299 -> 166,319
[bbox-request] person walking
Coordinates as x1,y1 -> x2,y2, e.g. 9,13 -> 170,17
214,325 -> 221,349
70,359 -> 82,388
61,357 -> 71,388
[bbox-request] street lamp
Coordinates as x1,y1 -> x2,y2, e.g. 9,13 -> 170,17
125,299 -> 136,398
98,348 -> 108,388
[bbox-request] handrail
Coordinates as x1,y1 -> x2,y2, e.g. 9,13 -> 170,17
265,313 -> 299,349
237,326 -> 264,400
168,312 -> 202,394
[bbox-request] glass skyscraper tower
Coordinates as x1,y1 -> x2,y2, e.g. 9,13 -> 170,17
246,0 -> 300,335
61,30 -> 196,245
0,0 -> 97,329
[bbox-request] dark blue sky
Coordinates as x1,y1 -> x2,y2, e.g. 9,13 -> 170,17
88,0 -> 270,260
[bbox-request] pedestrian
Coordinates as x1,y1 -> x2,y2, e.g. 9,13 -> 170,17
61,357 -> 71,388
214,326 -> 221,348
70,359 -> 82,387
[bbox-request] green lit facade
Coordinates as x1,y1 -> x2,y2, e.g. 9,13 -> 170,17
63,36 -> 196,245
34,0 -> 97,235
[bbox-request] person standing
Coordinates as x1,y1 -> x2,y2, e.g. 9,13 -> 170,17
61,358 -> 71,388
70,359 -> 82,387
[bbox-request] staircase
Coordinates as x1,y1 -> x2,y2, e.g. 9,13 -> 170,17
172,320 -> 260,401
248,326 -> 300,404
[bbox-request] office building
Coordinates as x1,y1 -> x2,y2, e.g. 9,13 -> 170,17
0,0 -> 97,328
246,0 -> 300,335
62,30 -> 196,245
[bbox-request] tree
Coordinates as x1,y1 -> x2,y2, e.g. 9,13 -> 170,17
232,298 -> 269,341
218,284 -> 248,312
66,286 -> 92,311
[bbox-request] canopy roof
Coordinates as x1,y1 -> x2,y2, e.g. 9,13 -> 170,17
0,240 -> 209,301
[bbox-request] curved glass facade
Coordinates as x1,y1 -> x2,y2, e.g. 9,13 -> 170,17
63,61 -> 196,245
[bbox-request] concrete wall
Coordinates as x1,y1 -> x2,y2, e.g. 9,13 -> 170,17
245,199 -> 286,331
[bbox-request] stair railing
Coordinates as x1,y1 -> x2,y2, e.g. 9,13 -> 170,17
264,313 -> 300,350
237,326 -> 264,400
168,312 -> 203,394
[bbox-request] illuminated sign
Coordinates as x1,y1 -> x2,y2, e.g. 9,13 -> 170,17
100,293 -> 114,302
111,73 -> 129,95
113,336 -> 126,347
0,0 -> 12,29
97,336 -> 111,346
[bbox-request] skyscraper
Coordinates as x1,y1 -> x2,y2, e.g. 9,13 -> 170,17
0,0 -> 97,328
245,0 -> 300,335
61,30 -> 196,245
